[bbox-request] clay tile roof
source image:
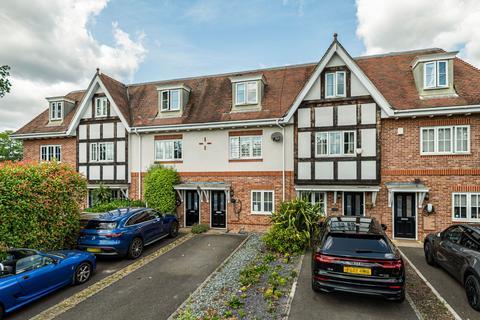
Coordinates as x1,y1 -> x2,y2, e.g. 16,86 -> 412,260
98,73 -> 131,125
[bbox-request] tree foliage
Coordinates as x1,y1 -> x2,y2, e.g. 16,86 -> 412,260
144,164 -> 179,213
0,161 -> 87,250
84,199 -> 146,213
0,130 -> 23,162
0,65 -> 11,98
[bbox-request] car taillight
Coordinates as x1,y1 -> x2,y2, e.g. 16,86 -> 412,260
104,232 -> 123,238
314,254 -> 339,263
381,259 -> 403,270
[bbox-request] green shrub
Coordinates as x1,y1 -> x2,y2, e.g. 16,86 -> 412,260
262,199 -> 324,254
191,223 -> 209,234
83,199 -> 146,213
0,161 -> 87,251
91,183 -> 114,204
144,164 -> 179,213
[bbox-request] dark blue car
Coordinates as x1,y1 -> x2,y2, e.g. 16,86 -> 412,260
77,208 -> 179,259
0,248 -> 96,319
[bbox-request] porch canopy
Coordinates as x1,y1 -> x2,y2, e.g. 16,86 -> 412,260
174,182 -> 231,203
385,182 -> 429,208
295,185 -> 381,206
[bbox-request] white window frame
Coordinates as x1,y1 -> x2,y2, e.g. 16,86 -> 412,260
251,190 -> 274,215
424,60 -> 448,89
161,89 -> 181,112
420,125 -> 470,155
298,191 -> 327,215
229,135 -> 262,160
90,142 -> 114,162
154,139 -> 183,161
95,97 -> 108,117
50,102 -> 63,121
452,193 -> 480,222
40,145 -> 61,162
325,71 -> 346,98
235,81 -> 258,105
315,130 -> 356,157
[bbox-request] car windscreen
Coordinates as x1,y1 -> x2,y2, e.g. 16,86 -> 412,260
81,220 -> 118,230
322,234 -> 394,259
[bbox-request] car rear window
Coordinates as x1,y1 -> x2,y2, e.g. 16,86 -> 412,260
322,234 -> 393,259
81,220 -> 118,230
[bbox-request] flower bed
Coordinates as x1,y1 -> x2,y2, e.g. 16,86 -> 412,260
174,234 -> 301,320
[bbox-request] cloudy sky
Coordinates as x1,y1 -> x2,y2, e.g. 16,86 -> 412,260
1,0 -> 480,132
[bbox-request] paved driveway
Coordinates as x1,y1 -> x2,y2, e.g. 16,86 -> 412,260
289,253 -> 419,320
55,234 -> 245,320
6,234 -> 188,320
400,246 -> 479,320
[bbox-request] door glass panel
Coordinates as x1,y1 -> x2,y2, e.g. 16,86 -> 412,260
396,196 -> 403,217
406,195 -> 413,217
355,194 -> 362,216
345,194 -> 352,216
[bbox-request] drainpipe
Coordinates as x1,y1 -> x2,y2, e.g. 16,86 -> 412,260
276,118 -> 286,201
134,128 -> 142,200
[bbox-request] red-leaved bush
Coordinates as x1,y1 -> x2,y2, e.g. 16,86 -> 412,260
0,161 -> 87,250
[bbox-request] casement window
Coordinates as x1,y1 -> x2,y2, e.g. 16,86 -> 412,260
95,97 -> 108,117
424,60 -> 448,89
325,71 -> 346,98
298,191 -> 326,215
453,193 -> 480,222
40,145 -> 61,162
90,142 -> 114,162
235,81 -> 258,105
50,102 -> 63,120
316,131 -> 355,156
161,89 -> 181,111
251,190 -> 274,214
420,126 -> 469,154
154,139 -> 182,161
229,135 -> 262,159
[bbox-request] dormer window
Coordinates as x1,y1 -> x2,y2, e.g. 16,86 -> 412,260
95,97 -> 108,117
235,81 -> 258,105
424,60 -> 448,89
50,102 -> 62,121
325,71 -> 346,98
161,89 -> 181,111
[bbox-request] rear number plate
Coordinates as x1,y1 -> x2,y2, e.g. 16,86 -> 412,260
86,248 -> 101,253
343,266 -> 371,276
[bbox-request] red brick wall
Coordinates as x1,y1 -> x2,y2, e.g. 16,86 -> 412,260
22,137 -> 77,167
130,171 -> 295,232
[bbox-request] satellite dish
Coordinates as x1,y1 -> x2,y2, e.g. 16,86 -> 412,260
271,132 -> 283,142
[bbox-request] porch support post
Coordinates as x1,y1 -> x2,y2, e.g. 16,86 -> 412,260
333,191 -> 337,204
371,191 -> 378,207
175,189 -> 184,202
387,190 -> 393,208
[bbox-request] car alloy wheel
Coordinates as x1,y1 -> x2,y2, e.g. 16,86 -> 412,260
465,275 -> 480,311
169,222 -> 179,238
129,238 -> 144,259
424,243 -> 435,266
75,262 -> 92,285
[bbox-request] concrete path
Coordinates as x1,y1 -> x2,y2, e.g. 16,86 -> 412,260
289,252 -> 419,320
6,233 -> 188,320
401,246 -> 478,320
55,234 -> 245,320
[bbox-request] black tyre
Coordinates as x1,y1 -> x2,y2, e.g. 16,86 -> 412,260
465,274 -> 480,311
424,242 -> 437,266
127,237 -> 144,259
169,221 -> 179,238
0,303 -> 4,320
394,289 -> 406,303
74,262 -> 92,285
311,277 -> 321,292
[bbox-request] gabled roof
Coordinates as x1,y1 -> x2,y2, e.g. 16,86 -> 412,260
99,73 -> 131,124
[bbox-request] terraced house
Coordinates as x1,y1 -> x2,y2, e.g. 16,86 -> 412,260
13,36 -> 480,238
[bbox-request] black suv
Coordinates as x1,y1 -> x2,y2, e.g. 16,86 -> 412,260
311,216 -> 405,302
424,224 -> 480,311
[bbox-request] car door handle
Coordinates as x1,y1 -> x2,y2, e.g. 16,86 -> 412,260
22,275 -> 30,280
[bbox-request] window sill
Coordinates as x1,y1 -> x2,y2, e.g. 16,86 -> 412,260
155,160 -> 183,164
423,86 -> 449,91
452,218 -> 480,222
251,212 -> 272,216
420,152 -> 471,157
229,158 -> 263,162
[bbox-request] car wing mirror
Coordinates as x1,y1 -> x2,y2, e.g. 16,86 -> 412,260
381,224 -> 388,231
437,232 -> 443,238
0,262 -> 4,273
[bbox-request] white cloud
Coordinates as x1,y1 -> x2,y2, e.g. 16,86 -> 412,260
356,0 -> 480,67
0,0 -> 147,131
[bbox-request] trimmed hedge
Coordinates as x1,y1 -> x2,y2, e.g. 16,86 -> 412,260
84,199 -> 146,213
0,161 -> 87,251
144,164 -> 179,213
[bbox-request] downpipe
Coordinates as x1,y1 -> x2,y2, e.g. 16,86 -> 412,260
276,118 -> 286,201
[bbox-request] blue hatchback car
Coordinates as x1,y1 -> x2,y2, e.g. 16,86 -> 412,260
77,208 -> 179,259
0,248 -> 96,319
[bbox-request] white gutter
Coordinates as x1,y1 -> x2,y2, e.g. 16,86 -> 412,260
392,104 -> 480,117
275,118 -> 286,202
11,131 -> 69,140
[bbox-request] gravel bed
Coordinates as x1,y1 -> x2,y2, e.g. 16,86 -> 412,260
174,234 -> 301,320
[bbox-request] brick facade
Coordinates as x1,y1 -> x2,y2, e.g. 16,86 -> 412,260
22,137 -> 77,167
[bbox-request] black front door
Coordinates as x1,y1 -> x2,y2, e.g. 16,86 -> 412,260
211,191 -> 226,228
185,190 -> 200,227
394,192 -> 416,238
344,192 -> 364,216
